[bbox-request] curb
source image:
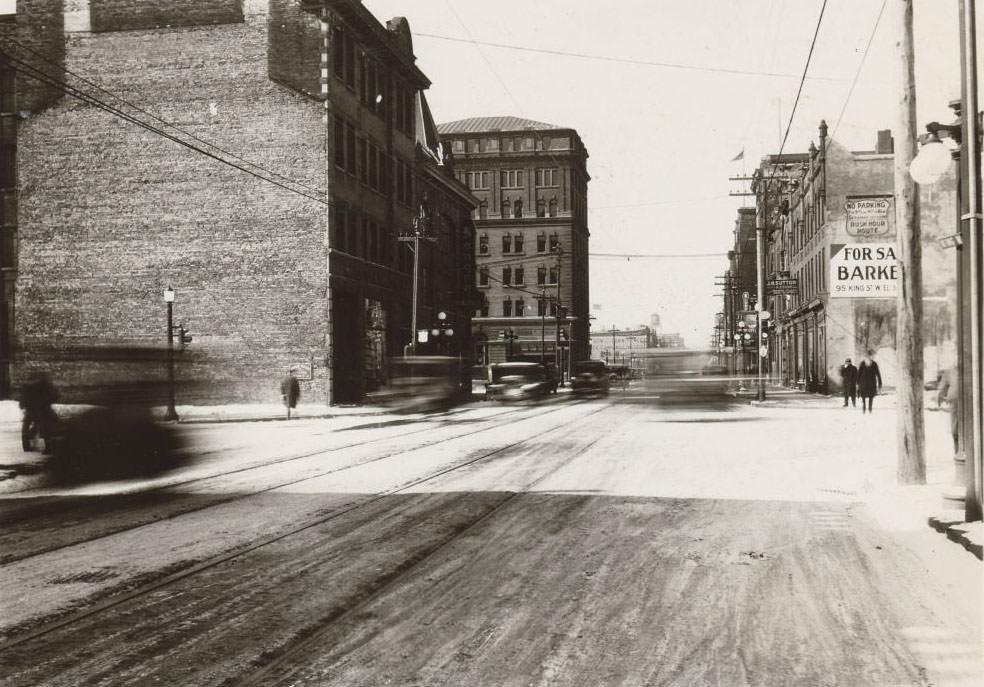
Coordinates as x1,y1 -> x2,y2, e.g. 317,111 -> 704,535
928,515 -> 984,560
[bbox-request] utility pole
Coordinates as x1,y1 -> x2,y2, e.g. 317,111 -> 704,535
554,246 -> 563,369
895,0 -> 926,483
399,201 -> 434,357
755,179 -> 767,401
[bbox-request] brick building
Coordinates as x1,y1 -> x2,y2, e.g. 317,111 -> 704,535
436,116 -> 590,376
9,0 -> 476,404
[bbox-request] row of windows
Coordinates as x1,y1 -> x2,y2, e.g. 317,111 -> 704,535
458,168 -> 560,191
332,206 -> 407,271
475,299 -> 561,318
334,116 -> 413,203
451,136 -> 566,154
472,198 -> 559,220
478,265 -> 559,286
478,232 -> 561,255
332,26 -> 413,135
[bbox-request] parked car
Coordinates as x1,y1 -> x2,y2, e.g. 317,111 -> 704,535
571,360 -> 610,396
487,362 -> 553,402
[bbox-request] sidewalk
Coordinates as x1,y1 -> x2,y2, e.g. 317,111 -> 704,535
731,382 -> 982,560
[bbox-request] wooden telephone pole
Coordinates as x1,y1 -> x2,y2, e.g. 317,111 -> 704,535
895,0 -> 927,483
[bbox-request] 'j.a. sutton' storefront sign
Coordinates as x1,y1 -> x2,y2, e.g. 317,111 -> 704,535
829,243 -> 899,298
844,196 -> 894,239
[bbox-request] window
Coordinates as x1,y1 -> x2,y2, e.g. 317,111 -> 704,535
334,116 -> 345,169
514,267 -> 524,285
503,138 -> 513,152
368,142 -> 379,190
467,171 -> 490,189
537,233 -> 546,253
514,234 -> 524,252
501,199 -> 511,218
478,200 -> 488,220
479,267 -> 489,286
358,139 -> 368,184
502,266 -> 512,285
501,170 -> 524,188
346,126 -> 356,175
479,234 -> 489,254
480,301 -> 489,318
502,233 -> 512,253
469,139 -> 480,153
536,168 -> 559,187
538,298 -> 547,316
486,138 -> 499,151
453,139 -> 465,152
549,233 -> 560,252
515,299 -> 525,317
537,198 -> 546,218
537,265 -> 546,285
549,198 -> 558,217
549,266 -> 558,284
514,199 -> 523,218
503,300 -> 512,317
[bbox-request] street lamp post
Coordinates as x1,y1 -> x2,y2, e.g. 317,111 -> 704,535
163,286 -> 178,422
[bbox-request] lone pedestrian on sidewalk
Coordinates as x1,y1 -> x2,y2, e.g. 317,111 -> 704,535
280,369 -> 300,419
839,357 -> 858,408
856,350 -> 882,414
937,366 -> 959,454
20,372 -> 58,452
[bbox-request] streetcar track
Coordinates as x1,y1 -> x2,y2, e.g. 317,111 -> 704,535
235,406 -> 619,686
0,402 -> 610,652
0,401 -> 576,565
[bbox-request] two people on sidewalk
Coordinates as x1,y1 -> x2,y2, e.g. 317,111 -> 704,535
839,351 -> 882,414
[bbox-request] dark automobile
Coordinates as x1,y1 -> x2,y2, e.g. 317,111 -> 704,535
571,360 -> 610,396
487,362 -> 553,402
367,356 -> 462,413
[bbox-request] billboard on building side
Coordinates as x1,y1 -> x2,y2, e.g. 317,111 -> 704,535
829,243 -> 898,299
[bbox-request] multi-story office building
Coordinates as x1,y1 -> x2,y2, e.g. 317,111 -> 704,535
10,0 -> 476,404
436,117 -> 590,373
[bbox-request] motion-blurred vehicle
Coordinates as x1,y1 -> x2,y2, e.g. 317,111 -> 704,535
367,356 -> 462,413
471,364 -> 490,398
571,360 -> 610,396
486,362 -> 553,402
543,362 -> 561,394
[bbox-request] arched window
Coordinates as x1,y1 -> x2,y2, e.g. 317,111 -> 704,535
478,233 -> 489,254
537,232 -> 546,253
501,198 -> 511,218
537,265 -> 547,285
501,232 -> 512,253
537,198 -> 546,217
478,200 -> 488,219
548,198 -> 558,217
514,199 -> 523,218
514,233 -> 524,252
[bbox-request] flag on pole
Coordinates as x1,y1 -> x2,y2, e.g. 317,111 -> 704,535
730,149 -> 744,162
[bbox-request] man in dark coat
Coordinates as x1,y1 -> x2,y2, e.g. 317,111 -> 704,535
856,350 -> 882,414
280,369 -> 300,419
20,372 -> 57,452
839,357 -> 858,407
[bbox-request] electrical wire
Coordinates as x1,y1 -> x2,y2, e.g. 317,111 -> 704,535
830,0 -> 888,140
0,42 -> 331,207
414,31 -> 849,82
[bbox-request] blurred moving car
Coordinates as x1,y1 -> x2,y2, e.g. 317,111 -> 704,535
368,356 -> 462,413
487,362 -> 553,402
571,360 -> 610,396
471,364 -> 490,399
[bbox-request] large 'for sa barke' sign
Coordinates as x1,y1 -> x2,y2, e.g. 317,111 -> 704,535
829,243 -> 898,299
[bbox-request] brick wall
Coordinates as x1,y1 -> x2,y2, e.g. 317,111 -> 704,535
89,0 -> 243,33
9,0 -> 66,113
16,6 -> 332,403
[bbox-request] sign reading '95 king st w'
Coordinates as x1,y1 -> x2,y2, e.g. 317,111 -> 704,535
844,196 -> 894,239
829,243 -> 899,299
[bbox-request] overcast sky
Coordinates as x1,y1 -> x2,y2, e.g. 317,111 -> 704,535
367,1 -> 960,345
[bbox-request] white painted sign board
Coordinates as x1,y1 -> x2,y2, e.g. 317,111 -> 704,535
829,243 -> 898,299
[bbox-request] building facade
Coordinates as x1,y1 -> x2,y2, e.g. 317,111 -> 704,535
10,0 -> 476,404
436,117 -> 590,376
743,122 -> 956,394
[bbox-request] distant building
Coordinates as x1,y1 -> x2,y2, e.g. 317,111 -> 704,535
589,327 -> 650,366
11,0 -> 477,404
436,116 -> 590,373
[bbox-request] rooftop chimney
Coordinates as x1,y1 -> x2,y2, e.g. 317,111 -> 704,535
876,129 -> 894,154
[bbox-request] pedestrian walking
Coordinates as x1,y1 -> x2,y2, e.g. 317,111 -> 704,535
280,369 -> 300,419
839,357 -> 858,408
856,350 -> 882,414
20,372 -> 58,452
937,366 -> 959,454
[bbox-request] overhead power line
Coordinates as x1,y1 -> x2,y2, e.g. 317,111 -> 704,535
0,39 -> 331,207
830,0 -> 888,140
414,31 -> 849,82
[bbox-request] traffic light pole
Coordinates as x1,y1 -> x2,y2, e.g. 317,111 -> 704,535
165,299 -> 178,422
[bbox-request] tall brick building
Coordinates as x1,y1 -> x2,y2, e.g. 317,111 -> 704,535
436,117 -> 590,374
8,0 -> 476,404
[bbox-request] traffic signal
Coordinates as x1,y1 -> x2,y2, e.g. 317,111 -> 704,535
758,319 -> 770,344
